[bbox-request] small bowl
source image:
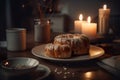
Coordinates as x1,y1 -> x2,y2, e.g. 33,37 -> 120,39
1,57 -> 39,74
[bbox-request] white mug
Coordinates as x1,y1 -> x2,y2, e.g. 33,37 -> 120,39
6,28 -> 26,51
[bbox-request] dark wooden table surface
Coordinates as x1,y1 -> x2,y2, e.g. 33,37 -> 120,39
0,31 -> 120,80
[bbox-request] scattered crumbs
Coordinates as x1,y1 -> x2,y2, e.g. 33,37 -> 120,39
64,71 -> 70,75
57,72 -> 60,74
63,75 -> 67,79
64,72 -> 67,75
59,71 -> 62,74
54,68 -> 57,72
72,72 -> 75,77
57,71 -> 62,75
67,71 -> 70,74
54,67 -> 75,79
63,66 -> 67,71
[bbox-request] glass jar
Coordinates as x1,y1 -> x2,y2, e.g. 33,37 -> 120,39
34,19 -> 51,43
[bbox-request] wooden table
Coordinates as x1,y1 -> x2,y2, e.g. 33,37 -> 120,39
0,31 -> 120,80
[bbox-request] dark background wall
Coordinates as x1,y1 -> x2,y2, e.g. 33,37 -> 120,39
58,0 -> 120,31
58,0 -> 120,19
0,0 -> 6,41
0,0 -> 120,41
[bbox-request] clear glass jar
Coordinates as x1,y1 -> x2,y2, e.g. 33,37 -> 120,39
34,19 -> 50,43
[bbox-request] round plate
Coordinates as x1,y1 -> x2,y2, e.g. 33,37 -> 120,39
31,44 -> 104,62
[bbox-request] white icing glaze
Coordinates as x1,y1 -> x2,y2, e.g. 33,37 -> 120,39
54,44 -> 60,50
46,33 -> 90,58
45,43 -> 54,50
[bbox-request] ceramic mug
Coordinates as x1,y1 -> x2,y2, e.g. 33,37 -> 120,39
6,28 -> 26,51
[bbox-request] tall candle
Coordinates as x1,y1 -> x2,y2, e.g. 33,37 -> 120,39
74,14 -> 85,33
82,16 -> 97,39
98,4 -> 110,35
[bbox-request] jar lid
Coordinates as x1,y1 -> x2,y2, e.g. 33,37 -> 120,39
6,28 -> 26,32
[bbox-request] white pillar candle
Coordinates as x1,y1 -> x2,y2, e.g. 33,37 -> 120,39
82,16 -> 97,39
98,4 -> 110,35
74,14 -> 85,33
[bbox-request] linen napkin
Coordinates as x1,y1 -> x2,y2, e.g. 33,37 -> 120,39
101,55 -> 120,70
97,55 -> 120,78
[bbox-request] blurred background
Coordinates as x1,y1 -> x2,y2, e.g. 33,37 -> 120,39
0,0 -> 120,43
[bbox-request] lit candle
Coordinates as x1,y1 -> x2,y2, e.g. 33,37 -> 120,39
74,14 -> 86,33
82,16 -> 97,39
98,4 -> 110,35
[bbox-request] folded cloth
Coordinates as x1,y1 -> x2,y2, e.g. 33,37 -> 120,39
101,55 -> 120,70
97,55 -> 120,78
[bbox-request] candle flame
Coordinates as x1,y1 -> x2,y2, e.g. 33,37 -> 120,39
103,4 -> 107,10
87,16 -> 91,23
47,20 -> 50,24
79,14 -> 83,21
4,62 -> 9,66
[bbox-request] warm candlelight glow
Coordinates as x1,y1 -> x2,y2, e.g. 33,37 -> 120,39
84,72 -> 93,78
87,16 -> 91,23
79,14 -> 83,21
4,62 -> 9,66
103,4 -> 107,10
47,20 -> 50,24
